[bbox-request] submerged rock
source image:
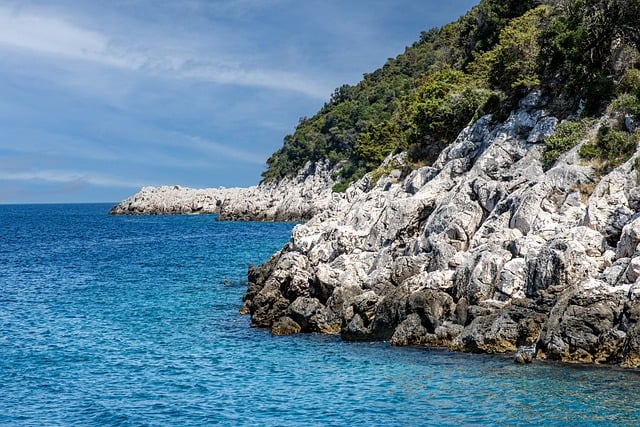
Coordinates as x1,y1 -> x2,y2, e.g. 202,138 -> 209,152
243,92 -> 640,368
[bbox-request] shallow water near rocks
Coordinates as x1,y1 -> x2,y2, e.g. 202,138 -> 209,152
1,203 -> 639,426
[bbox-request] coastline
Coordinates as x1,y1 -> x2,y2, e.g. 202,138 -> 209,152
239,92 -> 640,369
111,92 -> 640,369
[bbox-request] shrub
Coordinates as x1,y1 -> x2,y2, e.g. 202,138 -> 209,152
542,119 -> 591,168
621,68 -> 640,96
331,180 -> 351,193
610,94 -> 640,121
355,121 -> 400,169
406,67 -> 493,163
579,124 -> 638,172
469,6 -> 551,93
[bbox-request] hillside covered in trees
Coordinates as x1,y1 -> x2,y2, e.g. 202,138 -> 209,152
261,0 -> 640,192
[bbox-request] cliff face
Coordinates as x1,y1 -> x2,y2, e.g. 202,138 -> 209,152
241,91 -> 640,368
108,160 -> 340,222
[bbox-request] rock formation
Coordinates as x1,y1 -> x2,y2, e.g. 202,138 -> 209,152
109,160 -> 340,222
108,185 -> 228,215
241,91 -> 640,368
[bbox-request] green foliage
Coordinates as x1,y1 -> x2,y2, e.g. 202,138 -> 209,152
331,180 -> 351,193
368,165 -> 394,188
330,161 -> 367,193
621,68 -> 640,96
610,93 -> 640,120
579,124 -> 639,171
261,0 -> 542,186
470,6 -> 551,92
455,0 -> 540,66
611,68 -> 640,120
542,0 -> 640,114
542,119 -> 591,168
406,68 -> 493,163
355,121 -> 399,169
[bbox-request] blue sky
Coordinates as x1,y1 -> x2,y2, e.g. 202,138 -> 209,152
0,0 -> 478,204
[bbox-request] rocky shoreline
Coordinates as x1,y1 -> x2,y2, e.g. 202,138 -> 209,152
110,90 -> 640,368
109,160 -> 340,222
240,92 -> 640,368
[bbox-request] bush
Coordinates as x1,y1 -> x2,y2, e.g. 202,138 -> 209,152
330,162 -> 367,193
610,94 -> 640,121
331,180 -> 351,193
542,119 -> 591,168
621,68 -> 640,96
406,67 -> 493,163
355,121 -> 400,169
542,0 -> 640,115
579,124 -> 638,172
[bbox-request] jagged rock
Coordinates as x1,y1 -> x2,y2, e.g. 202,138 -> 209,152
583,168 -> 635,246
527,116 -> 558,144
390,313 -> 427,346
626,114 -> 638,133
616,215 -> 640,259
108,185 -> 227,215
536,280 -> 627,364
287,296 -> 324,331
238,90 -> 640,368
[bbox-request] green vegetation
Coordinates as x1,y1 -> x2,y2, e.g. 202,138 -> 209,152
542,119 -> 592,168
542,0 -> 640,115
470,6 -> 551,92
579,124 -> 639,173
261,0 -> 640,190
355,120 -> 400,170
405,68 -> 492,163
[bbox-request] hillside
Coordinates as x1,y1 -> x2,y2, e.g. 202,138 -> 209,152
262,0 -> 640,192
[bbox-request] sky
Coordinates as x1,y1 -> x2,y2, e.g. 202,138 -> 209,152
0,0 -> 479,204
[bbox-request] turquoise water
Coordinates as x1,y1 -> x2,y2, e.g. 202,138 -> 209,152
1,204 -> 639,426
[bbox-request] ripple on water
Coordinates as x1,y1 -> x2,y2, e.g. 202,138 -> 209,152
1,204 -> 640,426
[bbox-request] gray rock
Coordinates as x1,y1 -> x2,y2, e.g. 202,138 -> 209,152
514,345 -> 536,364
390,313 -> 427,346
236,90 -> 640,368
109,160 -> 341,222
287,297 -> 324,332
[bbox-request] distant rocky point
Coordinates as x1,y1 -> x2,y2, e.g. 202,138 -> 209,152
109,161 -> 340,222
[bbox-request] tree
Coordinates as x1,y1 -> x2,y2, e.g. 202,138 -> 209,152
470,6 -> 552,92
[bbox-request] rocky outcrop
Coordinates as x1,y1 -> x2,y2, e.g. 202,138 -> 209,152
108,185 -> 230,215
109,161 -> 340,222
241,91 -> 640,368
218,161 -> 341,222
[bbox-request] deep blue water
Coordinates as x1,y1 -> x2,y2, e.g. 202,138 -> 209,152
1,203 -> 640,426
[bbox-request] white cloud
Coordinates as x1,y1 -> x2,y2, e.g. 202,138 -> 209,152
0,5 -> 331,99
178,134 -> 268,165
0,6 -> 131,68
0,170 -> 145,188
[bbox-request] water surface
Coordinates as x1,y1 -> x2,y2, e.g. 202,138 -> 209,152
1,204 -> 638,425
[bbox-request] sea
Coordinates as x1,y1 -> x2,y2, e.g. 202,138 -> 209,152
1,203 -> 639,426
